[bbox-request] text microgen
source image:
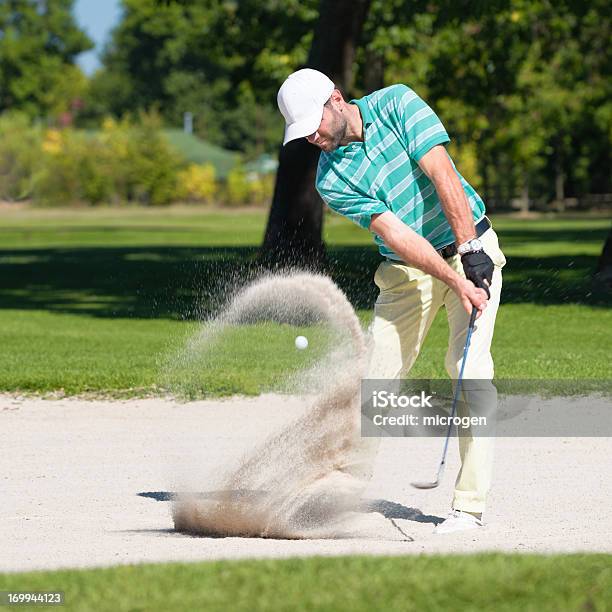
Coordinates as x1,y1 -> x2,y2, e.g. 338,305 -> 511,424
371,414 -> 487,428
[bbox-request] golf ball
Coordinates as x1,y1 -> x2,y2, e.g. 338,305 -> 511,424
295,335 -> 308,350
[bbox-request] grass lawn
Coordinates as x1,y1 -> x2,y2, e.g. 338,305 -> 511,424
0,206 -> 610,395
0,554 -> 609,611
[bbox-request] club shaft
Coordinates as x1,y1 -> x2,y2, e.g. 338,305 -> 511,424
434,306 -> 478,482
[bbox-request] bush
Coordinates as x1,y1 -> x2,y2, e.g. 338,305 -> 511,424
224,164 -> 274,206
176,163 -> 217,203
0,111 -> 276,207
224,163 -> 251,205
28,113 -> 184,206
98,114 -> 183,206
247,172 -> 275,206
0,113 -> 43,201
34,129 -> 113,205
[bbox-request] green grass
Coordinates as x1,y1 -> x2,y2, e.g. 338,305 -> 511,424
1,554 -> 609,611
0,206 -> 610,395
0,205 -> 266,248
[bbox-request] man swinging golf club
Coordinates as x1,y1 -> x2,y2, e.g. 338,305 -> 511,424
277,68 -> 506,534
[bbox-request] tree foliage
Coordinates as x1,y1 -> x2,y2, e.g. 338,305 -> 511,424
86,0 -> 609,205
0,0 -> 608,209
87,0 -> 319,157
361,0 -> 611,204
0,0 -> 92,117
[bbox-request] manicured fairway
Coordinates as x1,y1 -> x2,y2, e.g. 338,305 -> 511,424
0,206 -> 609,395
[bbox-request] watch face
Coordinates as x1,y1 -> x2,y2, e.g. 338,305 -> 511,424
459,239 -> 483,255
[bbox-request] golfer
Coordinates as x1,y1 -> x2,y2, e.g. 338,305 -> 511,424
277,68 -> 506,534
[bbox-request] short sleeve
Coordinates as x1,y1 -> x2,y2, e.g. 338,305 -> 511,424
393,85 -> 450,162
316,159 -> 387,230
319,189 -> 388,230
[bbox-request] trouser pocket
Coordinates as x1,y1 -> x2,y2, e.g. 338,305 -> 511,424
481,229 -> 506,269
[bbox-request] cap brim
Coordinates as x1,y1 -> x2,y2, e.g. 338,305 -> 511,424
282,108 -> 324,146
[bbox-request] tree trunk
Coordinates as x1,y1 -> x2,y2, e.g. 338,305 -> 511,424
261,140 -> 324,267
554,143 -> 565,211
555,156 -> 565,202
363,48 -> 385,92
482,150 -> 491,211
595,228 -> 612,288
260,0 -> 371,267
518,178 -> 530,214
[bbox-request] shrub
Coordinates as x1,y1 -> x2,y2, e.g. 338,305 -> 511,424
247,172 -> 275,206
176,163 -> 217,204
0,113 -> 42,201
29,113 -> 184,206
99,113 -> 183,206
224,163 -> 251,205
224,164 -> 274,206
34,129 -> 113,205
0,111 -> 276,207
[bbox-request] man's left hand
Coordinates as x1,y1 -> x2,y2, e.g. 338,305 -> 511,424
461,250 -> 494,298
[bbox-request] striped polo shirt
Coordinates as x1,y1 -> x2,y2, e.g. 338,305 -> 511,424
315,84 -> 485,258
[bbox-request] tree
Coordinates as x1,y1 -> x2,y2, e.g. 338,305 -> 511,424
87,0 -> 318,156
88,0 -> 610,216
260,0 -> 372,266
0,0 -> 92,117
596,228 -> 612,288
375,0 -> 610,207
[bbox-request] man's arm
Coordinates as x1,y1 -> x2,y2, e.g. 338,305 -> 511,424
369,211 -> 488,316
417,145 -> 475,245
418,144 -> 495,297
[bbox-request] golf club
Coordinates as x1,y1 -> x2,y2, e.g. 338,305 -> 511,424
411,305 -> 479,489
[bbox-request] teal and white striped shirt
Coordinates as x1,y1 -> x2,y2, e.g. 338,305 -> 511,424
315,84 -> 485,258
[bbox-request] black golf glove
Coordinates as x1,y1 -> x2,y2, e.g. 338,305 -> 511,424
461,250 -> 494,298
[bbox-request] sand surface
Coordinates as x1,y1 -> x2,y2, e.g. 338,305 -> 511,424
2,393 -> 610,573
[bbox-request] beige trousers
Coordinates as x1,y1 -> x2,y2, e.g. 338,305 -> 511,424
367,227 -> 506,513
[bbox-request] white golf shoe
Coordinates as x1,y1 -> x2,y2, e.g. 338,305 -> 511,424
434,509 -> 483,534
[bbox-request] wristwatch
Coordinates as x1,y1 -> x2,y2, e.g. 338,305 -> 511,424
457,238 -> 483,256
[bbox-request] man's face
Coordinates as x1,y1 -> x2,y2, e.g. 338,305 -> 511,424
305,103 -> 347,152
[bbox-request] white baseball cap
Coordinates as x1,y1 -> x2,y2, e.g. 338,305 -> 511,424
277,69 -> 335,146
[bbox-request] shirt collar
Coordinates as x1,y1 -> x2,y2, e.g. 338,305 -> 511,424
351,97 -> 373,132
332,97 -> 373,158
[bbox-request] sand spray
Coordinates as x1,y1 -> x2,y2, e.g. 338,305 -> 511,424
172,272 -> 405,539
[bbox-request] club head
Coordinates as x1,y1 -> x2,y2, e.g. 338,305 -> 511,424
411,480 -> 440,490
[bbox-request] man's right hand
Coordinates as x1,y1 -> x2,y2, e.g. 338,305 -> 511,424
453,278 -> 489,317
